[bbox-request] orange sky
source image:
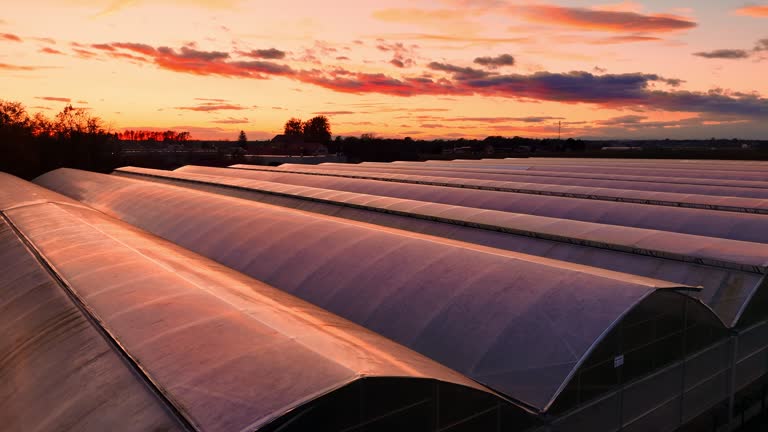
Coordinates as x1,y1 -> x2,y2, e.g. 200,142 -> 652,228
1,0 -> 767,140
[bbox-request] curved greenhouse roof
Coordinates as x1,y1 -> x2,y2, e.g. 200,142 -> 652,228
34,168 -> 720,413
289,163 -> 768,199
497,158 -> 768,172
351,161 -> 768,190
200,165 -> 768,244
2,172 -> 526,431
405,160 -> 768,181
229,164 -> 768,214
0,217 -> 185,432
116,166 -> 768,327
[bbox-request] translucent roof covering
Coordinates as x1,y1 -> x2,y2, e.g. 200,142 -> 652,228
505,158 -> 768,172
405,160 -> 768,182
231,165 -> 768,214
352,161 -> 768,190
2,172 -> 522,431
0,217 -> 185,432
294,163 -> 768,199
34,168 -> 710,411
216,165 -> 768,244
117,166 -> 768,327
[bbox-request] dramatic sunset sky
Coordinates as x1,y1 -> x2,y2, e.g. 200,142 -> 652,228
2,1 -> 767,140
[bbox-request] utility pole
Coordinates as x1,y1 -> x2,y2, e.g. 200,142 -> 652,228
558,121 -> 561,140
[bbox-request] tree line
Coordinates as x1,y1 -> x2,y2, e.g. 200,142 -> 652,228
0,100 -> 119,179
0,98 -> 616,181
118,130 -> 191,143
283,116 -> 332,143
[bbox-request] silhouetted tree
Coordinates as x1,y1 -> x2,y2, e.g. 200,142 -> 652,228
237,130 -> 248,148
302,115 -> 331,143
284,118 -> 303,137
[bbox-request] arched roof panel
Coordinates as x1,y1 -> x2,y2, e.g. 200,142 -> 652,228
34,168 -> 708,411
230,165 -> 768,214
117,167 -> 767,326
3,172 -> 520,430
368,161 -> 768,189
188,165 -> 768,244
0,216 -> 185,432
297,163 -> 768,198
410,160 -> 768,181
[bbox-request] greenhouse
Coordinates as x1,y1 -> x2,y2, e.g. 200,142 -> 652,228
1,172 -> 529,432
3,157 -> 768,431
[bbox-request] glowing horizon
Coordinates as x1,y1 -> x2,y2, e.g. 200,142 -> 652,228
1,0 -> 767,140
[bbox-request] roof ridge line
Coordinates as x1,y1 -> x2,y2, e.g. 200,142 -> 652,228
232,166 -> 768,215
124,168 -> 766,276
0,211 -> 199,432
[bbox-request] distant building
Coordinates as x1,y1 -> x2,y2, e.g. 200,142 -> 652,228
601,146 -> 643,151
250,134 -> 328,156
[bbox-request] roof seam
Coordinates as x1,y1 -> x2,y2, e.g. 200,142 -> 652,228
230,166 -> 767,215
0,210 -> 199,432
310,163 -> 768,190
122,169 -> 766,275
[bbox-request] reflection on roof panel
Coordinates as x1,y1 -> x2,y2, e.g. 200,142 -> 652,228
34,168 -> 713,413
229,164 -> 768,214
213,165 -> 768,244
115,165 -> 768,327
407,159 -> 768,181
352,160 -> 768,189
2,171 -> 530,431
0,217 -> 185,432
297,163 -> 768,198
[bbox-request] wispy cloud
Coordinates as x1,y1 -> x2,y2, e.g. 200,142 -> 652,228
513,5 -> 696,33
1,33 -> 22,42
175,102 -> 248,111
93,0 -> 241,16
36,96 -> 71,102
0,63 -> 44,71
195,97 -> 230,102
693,49 -> 750,59
211,117 -> 249,124
428,62 -> 491,79
84,41 -> 768,119
376,40 -> 417,68
313,111 -> 356,115
473,54 -> 515,69
734,5 -> 768,17
693,38 -> 768,60
239,48 -> 286,59
40,47 -> 65,55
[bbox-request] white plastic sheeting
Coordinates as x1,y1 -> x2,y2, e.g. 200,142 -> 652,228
213,165 -> 768,244
3,171 -> 515,431
117,166 -> 768,327
402,159 -> 768,181
34,168 -> 712,412
0,217 -> 185,432
289,163 -> 768,199
230,165 -> 768,214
